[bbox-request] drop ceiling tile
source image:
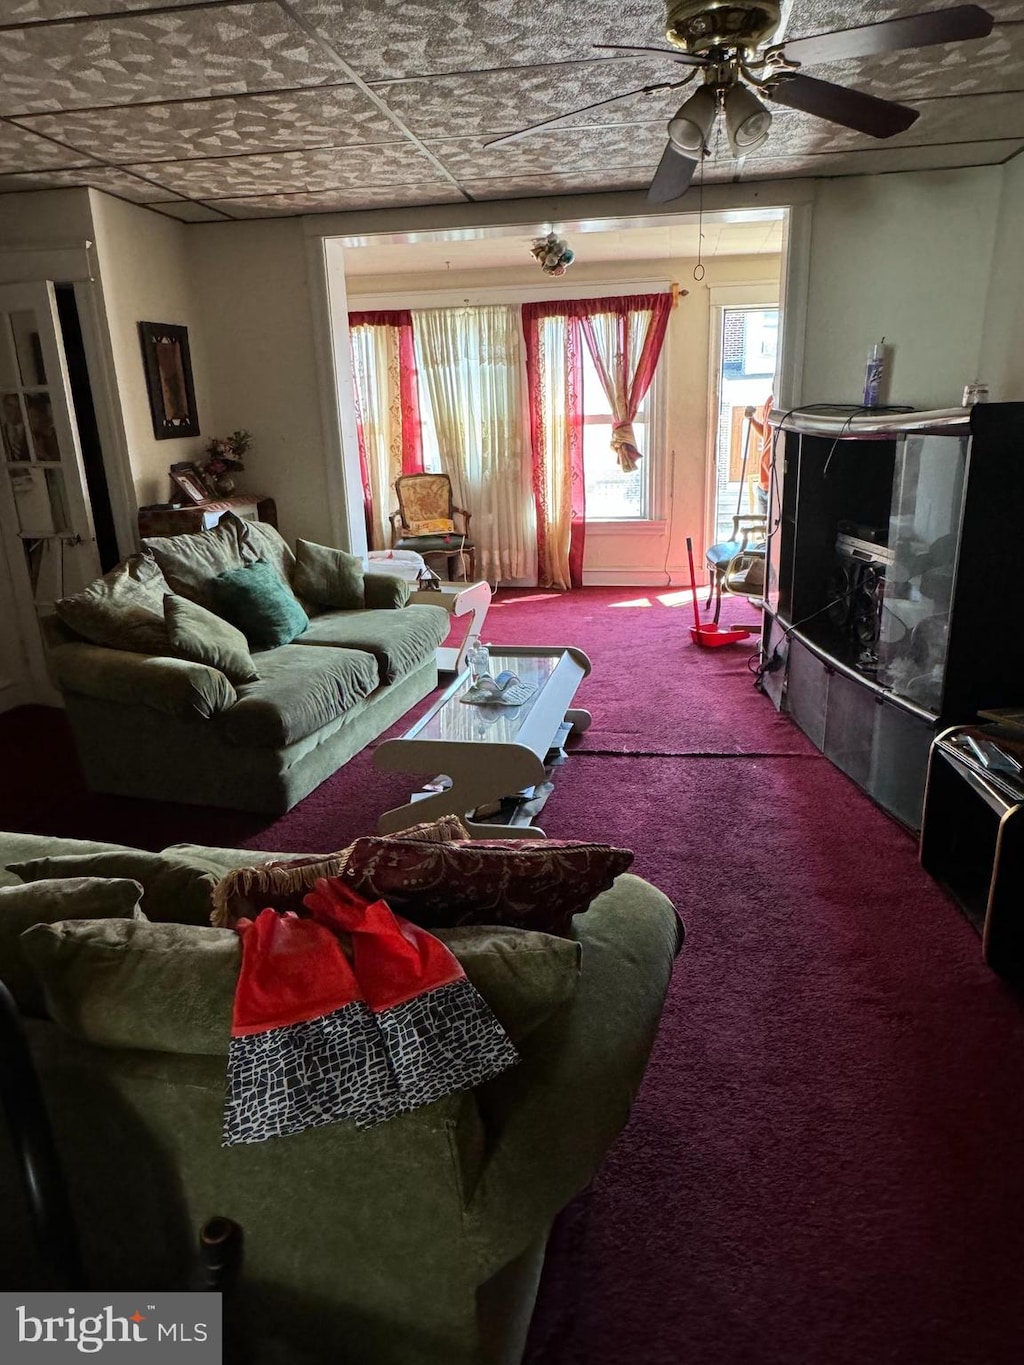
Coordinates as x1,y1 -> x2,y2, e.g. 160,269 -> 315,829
0,119 -> 93,172
459,167 -> 654,200
210,182 -> 466,216
0,164 -> 181,200
17,86 -> 400,164
128,142 -> 445,198
300,0 -> 667,81
3,0 -> 223,19
374,62 -> 687,140
431,123 -> 669,178
740,138 -> 1022,181
0,2 -> 339,118
762,90 -> 1024,158
148,199 -> 234,222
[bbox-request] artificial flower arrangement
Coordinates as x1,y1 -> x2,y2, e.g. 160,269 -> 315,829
530,232 -> 575,276
204,429 -> 251,480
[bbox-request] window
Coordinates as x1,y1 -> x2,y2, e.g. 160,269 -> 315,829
581,344 -> 657,521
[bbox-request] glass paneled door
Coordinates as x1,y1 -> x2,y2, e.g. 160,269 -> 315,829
0,282 -> 100,704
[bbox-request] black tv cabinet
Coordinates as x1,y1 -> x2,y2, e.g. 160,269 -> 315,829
760,403 -> 1024,831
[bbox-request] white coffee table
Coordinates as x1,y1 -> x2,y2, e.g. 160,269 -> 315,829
407,579 -> 492,673
373,646 -> 591,837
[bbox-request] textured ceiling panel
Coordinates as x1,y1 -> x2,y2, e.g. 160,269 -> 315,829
300,0 -> 667,81
16,85 -> 400,164
462,167 -> 667,200
373,61 -> 688,140
210,182 -> 467,216
432,124 -> 670,179
0,119 -> 93,172
0,3 -> 338,117
741,137 -> 1022,180
0,164 -> 181,200
1,0 -> 224,19
149,199 -> 234,222
129,143 -> 446,198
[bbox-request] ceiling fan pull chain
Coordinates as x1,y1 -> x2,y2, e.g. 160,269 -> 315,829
693,147 -> 706,282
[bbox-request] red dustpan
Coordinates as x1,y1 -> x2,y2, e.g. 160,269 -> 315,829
686,536 -> 752,648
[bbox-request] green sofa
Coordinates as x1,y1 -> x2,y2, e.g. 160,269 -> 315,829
0,831 -> 681,1365
44,516 -> 450,814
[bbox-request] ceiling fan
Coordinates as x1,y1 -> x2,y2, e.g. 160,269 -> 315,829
486,1 -> 996,203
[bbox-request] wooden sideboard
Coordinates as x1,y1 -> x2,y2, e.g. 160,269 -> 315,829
138,495 -> 277,539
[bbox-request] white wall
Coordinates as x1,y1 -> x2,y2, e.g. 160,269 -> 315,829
88,193 -> 210,507
187,218 -> 333,547
799,167 -> 1003,411
979,153 -> 1024,402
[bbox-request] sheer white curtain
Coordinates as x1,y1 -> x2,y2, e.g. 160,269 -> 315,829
350,324 -> 403,551
413,305 -> 533,583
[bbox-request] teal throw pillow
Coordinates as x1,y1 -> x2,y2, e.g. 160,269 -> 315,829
164,594 -> 259,685
209,560 -> 308,650
293,539 -> 365,610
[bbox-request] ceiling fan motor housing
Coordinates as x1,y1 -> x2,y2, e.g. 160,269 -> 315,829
664,0 -> 782,53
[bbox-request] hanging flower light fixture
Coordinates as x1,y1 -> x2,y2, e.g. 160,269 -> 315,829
530,231 -> 575,276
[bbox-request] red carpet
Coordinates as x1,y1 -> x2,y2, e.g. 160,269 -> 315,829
4,587 -> 1024,1365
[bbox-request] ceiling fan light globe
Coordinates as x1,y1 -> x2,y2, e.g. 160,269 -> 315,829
725,83 -> 773,154
667,85 -> 718,153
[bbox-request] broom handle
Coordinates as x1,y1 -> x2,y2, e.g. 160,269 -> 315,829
685,537 -> 701,631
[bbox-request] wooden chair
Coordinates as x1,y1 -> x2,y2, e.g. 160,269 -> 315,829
389,473 -> 476,582
705,515 -> 767,624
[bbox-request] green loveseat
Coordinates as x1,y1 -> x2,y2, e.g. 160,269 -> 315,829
0,831 -> 681,1365
45,516 -> 449,814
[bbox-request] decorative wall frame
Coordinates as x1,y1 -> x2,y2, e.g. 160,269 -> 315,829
138,321 -> 200,439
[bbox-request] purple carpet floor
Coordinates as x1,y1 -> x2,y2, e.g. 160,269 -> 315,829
4,587 -> 1024,1365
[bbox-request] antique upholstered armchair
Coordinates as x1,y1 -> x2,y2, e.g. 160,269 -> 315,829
389,473 -> 476,582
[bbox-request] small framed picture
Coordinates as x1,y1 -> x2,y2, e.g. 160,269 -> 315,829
169,466 -> 209,505
139,320 -> 200,440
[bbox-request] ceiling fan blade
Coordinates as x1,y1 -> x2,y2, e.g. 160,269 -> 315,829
595,43 -> 709,68
647,142 -> 698,204
780,5 -> 994,68
768,74 -> 919,138
485,80 -> 689,148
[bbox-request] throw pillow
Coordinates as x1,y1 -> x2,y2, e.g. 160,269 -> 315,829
335,838 -> 634,936
164,593 -> 259,685
19,915 -> 578,1054
208,814 -> 471,927
209,560 -> 308,650
0,877 -> 144,1017
54,552 -> 170,654
363,573 -> 411,611
8,851 -> 221,928
293,539 -> 365,611
142,513 -> 253,610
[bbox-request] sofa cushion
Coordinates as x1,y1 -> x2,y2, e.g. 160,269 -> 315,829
217,644 -> 379,748
241,519 -> 296,588
142,513 -> 252,609
19,915 -> 580,1056
210,560 -> 309,650
294,539 -> 365,610
334,838 -> 635,936
208,815 -> 471,926
54,552 -> 170,654
0,877 -> 144,1016
294,605 -> 448,684
164,593 -> 259,685
8,850 -> 223,927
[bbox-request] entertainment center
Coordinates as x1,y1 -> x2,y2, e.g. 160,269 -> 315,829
761,402 -> 1024,831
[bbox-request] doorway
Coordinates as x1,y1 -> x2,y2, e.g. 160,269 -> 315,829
711,304 -> 778,543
